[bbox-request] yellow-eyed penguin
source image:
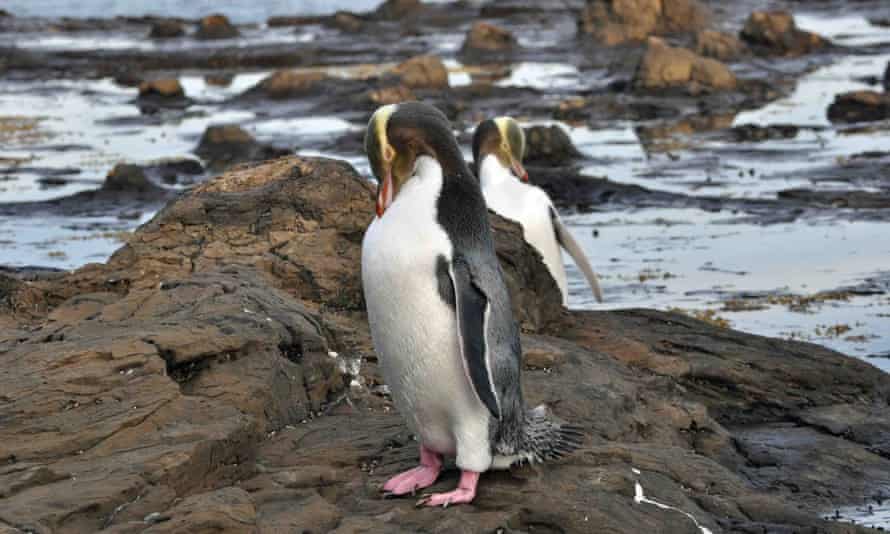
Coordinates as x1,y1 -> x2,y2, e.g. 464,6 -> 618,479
361,102 -> 582,507
472,117 -> 603,305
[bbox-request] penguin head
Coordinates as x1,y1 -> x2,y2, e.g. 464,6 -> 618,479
472,116 -> 527,182
365,102 -> 459,218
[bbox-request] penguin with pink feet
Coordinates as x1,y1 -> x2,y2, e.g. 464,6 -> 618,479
361,102 -> 582,507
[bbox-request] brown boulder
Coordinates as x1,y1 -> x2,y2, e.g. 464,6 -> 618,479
196,13 -> 239,40
388,54 -> 449,90
193,125 -> 290,171
578,0 -> 710,45
740,10 -> 825,56
245,69 -> 327,99
461,21 -> 517,53
366,84 -> 416,106
524,125 -> 583,165
148,19 -> 185,39
138,78 -> 185,99
634,37 -> 737,92
827,90 -> 890,123
331,10 -> 364,32
696,29 -> 746,61
372,0 -> 423,20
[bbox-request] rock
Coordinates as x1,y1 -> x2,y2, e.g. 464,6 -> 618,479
634,37 -> 737,92
205,73 -> 234,87
194,125 -> 290,172
827,90 -> 890,123
113,71 -> 143,87
778,188 -> 890,209
330,11 -> 364,32
461,21 -> 517,53
387,55 -> 449,90
730,123 -> 799,142
245,69 -> 327,99
148,19 -> 185,39
103,163 -> 165,193
695,29 -> 745,61
523,125 -> 583,165
740,11 -> 825,56
372,0 -> 423,20
137,78 -> 185,99
1,156 -> 887,533
195,13 -> 239,40
0,9 -> 11,17
578,0 -> 711,45
365,84 -> 415,106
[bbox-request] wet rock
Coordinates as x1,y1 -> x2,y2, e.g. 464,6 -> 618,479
827,90 -> 890,123
365,84 -> 416,106
730,123 -> 799,142
634,37 -> 737,92
740,11 -> 825,57
137,78 -> 185,99
460,21 -> 517,56
194,125 -> 290,172
205,73 -> 234,87
524,125 -> 583,165
148,19 -> 185,39
695,29 -> 746,61
387,54 -> 449,90
0,9 -> 11,17
104,163 -> 166,193
778,188 -> 890,209
245,69 -> 327,99
113,71 -> 143,87
578,0 -> 711,45
195,13 -> 239,40
372,0 -> 423,20
330,11 -> 364,32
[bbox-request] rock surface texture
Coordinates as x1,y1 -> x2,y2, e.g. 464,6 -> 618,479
634,37 -> 737,92
578,0 -> 711,45
0,157 -> 885,533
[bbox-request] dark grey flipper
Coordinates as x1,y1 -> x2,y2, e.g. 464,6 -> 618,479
450,256 -> 501,420
550,206 -> 603,303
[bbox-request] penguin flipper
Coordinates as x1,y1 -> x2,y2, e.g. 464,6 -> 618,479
550,207 -> 603,303
449,256 -> 502,420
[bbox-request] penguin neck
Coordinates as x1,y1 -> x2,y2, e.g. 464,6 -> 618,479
479,154 -> 513,190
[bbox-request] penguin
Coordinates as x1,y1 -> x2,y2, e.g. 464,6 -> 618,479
361,102 -> 582,507
472,117 -> 603,305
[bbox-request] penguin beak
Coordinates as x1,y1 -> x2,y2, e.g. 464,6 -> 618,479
376,168 -> 393,217
511,159 -> 528,182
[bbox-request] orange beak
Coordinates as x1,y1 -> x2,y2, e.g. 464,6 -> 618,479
512,159 -> 528,182
376,169 -> 393,217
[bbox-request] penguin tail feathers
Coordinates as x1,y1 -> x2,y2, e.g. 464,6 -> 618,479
499,405 -> 584,466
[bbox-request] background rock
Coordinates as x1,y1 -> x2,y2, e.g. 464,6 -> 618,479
578,0 -> 711,45
137,78 -> 185,99
195,14 -> 239,40
461,21 -> 517,55
634,37 -> 737,92
193,125 -> 290,171
740,10 -> 826,56
387,55 -> 449,90
695,29 -> 746,61
148,20 -> 185,39
827,90 -> 890,123
523,125 -> 583,165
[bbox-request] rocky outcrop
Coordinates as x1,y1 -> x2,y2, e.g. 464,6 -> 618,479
371,0 -> 423,20
244,69 -> 328,99
695,29 -> 745,61
827,90 -> 890,123
1,157 -> 886,533
387,55 -> 449,90
193,125 -> 290,171
460,21 -> 517,61
195,14 -> 239,40
147,19 -> 185,39
634,37 -> 737,92
523,125 -> 583,165
578,0 -> 711,45
740,10 -> 826,56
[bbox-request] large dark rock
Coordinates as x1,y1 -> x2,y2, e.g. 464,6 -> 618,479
371,0 -> 423,20
523,125 -> 583,165
193,125 -> 290,171
740,11 -> 826,57
148,19 -> 185,39
243,69 -> 329,99
387,54 -> 449,90
137,78 -> 185,99
459,21 -> 517,62
578,0 -> 711,45
827,90 -> 890,123
0,157 -> 885,533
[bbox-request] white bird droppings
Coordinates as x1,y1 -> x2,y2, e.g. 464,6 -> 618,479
632,469 -> 713,534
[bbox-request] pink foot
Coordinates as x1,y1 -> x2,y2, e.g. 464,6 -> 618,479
382,445 -> 442,496
416,470 -> 479,507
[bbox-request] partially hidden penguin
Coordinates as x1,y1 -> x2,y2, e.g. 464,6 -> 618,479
361,102 -> 582,507
472,117 -> 604,305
